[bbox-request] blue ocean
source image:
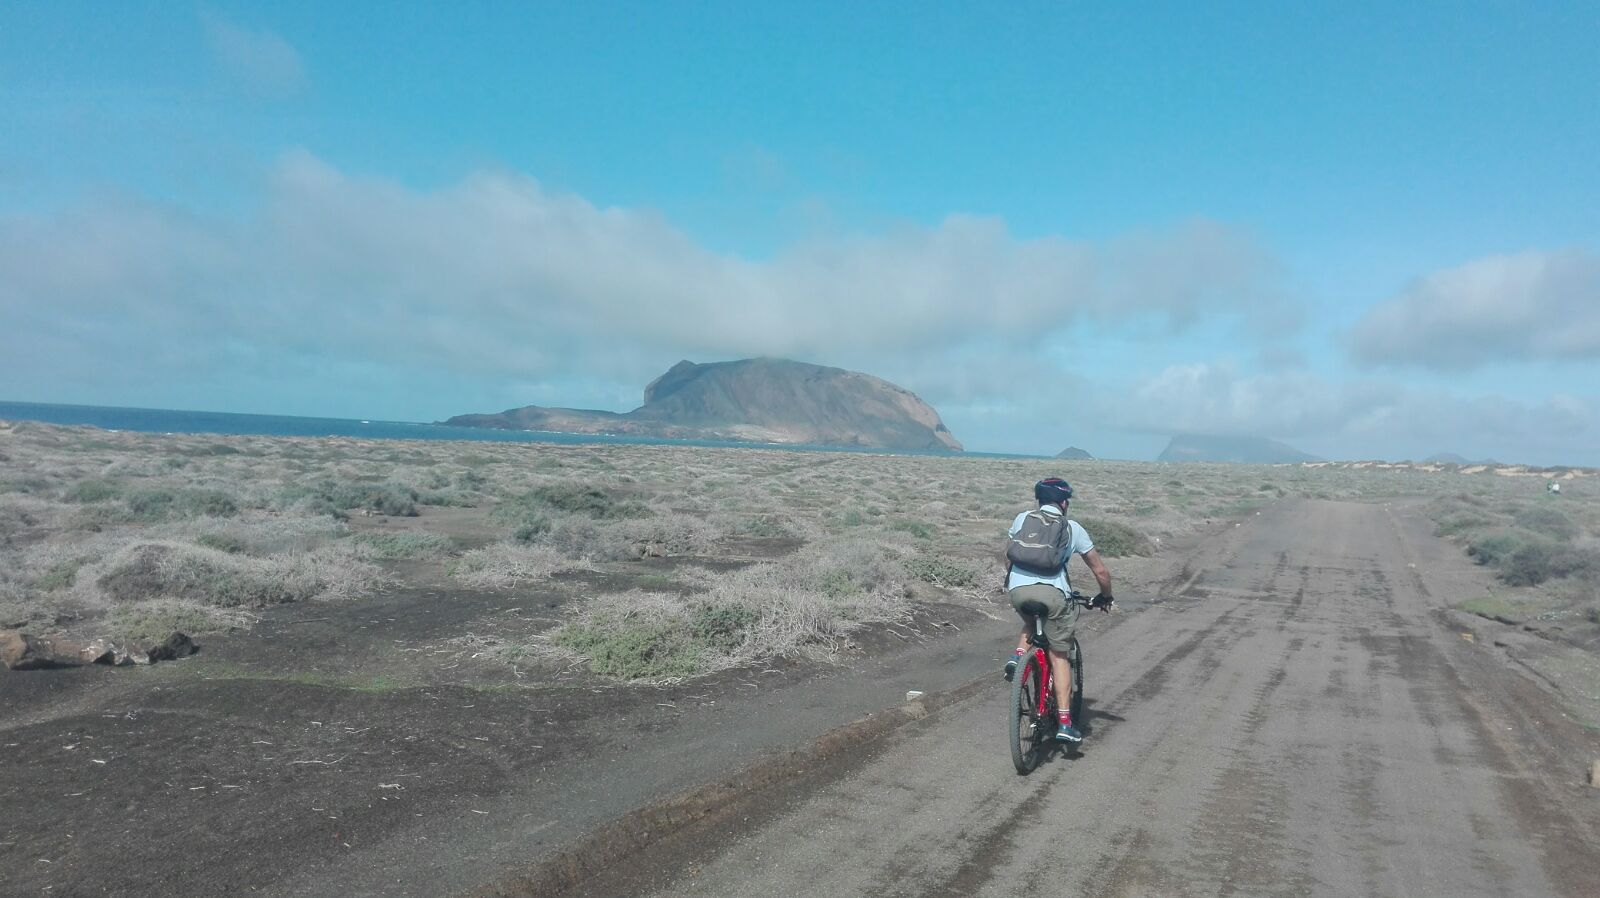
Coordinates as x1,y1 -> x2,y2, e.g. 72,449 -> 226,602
0,400 -> 1030,459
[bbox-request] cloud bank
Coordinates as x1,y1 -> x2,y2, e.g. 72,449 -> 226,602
0,152 -> 1286,399
1349,248 -> 1600,369
1115,361 -> 1600,462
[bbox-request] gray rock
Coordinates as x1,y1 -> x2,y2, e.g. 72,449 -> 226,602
1,630 -> 105,670
2,629 -> 197,670
148,632 -> 198,662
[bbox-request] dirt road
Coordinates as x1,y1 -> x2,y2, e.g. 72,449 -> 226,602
573,500 -> 1600,898
8,499 -> 1600,897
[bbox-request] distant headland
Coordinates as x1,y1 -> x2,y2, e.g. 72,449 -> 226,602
443,358 -> 963,452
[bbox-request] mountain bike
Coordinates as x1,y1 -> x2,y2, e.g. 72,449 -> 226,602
1009,591 -> 1095,775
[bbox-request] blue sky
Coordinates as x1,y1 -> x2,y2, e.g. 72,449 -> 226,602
2,2 -> 1598,463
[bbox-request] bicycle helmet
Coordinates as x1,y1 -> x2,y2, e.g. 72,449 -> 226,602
1034,477 -> 1073,505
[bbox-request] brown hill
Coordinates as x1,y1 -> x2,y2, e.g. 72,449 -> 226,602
444,358 -> 962,451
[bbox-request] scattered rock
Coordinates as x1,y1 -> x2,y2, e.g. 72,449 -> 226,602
2,629 -> 197,671
0,630 -> 23,667
1590,760 -> 1600,789
0,630 -> 104,670
148,632 -> 198,662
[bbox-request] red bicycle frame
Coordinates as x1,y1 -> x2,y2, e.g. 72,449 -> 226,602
1025,646 -> 1052,716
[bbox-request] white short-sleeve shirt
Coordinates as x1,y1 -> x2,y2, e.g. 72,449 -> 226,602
1005,505 -> 1094,594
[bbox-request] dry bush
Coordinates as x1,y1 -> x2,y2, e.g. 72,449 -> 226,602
550,538 -> 911,681
348,530 -> 455,559
170,514 -> 347,556
71,540 -> 383,610
450,542 -> 581,589
99,598 -> 255,643
615,512 -> 723,557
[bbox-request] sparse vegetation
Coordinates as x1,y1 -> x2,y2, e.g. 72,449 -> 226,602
277,479 -> 419,518
1075,516 -> 1153,557
904,553 -> 979,588
4,419 -> 1596,684
87,541 -> 382,608
350,531 -> 455,559
65,478 -> 122,503
450,543 -> 578,589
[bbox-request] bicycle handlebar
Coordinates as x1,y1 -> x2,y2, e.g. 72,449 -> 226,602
1069,591 -> 1116,612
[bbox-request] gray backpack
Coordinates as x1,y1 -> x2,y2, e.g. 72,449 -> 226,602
1006,510 -> 1070,574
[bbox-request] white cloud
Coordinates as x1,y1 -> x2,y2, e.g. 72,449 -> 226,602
1111,361 -> 1600,464
202,11 -> 309,99
0,152 -> 1289,407
1349,248 -> 1600,369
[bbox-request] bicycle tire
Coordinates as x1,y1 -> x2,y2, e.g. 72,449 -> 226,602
1009,654 -> 1044,775
1068,638 -> 1084,725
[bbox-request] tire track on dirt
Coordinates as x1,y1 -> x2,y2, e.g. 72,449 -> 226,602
598,500 -> 1600,898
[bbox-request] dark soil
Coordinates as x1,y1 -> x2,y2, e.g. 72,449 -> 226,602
1,564 -> 1014,898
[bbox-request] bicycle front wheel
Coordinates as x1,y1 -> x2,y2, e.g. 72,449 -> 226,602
1009,654 -> 1045,775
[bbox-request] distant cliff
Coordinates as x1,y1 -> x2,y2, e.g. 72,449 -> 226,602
1157,434 -> 1321,463
444,358 -> 962,451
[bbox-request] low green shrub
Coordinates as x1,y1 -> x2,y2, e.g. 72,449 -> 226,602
1501,540 -> 1554,587
2,476 -> 53,495
1466,531 -> 1524,569
554,600 -> 703,679
890,519 -> 935,540
740,516 -> 793,538
123,487 -> 239,521
101,599 -> 250,643
836,509 -> 867,528
511,514 -> 552,543
1435,515 -> 1494,538
65,479 -> 122,503
93,542 -> 379,608
35,558 -> 84,591
1466,529 -> 1597,586
449,543 -> 573,588
1075,517 -> 1153,557
1512,506 -> 1579,542
415,488 -> 474,507
904,553 -> 978,588
126,488 -> 177,520
690,603 -> 757,651
350,531 -> 453,559
196,532 -> 249,554
178,489 -> 240,518
277,480 -> 418,518
181,444 -> 241,456
493,482 -> 647,542
529,482 -> 648,519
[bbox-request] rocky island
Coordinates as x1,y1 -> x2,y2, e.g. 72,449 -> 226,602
444,358 -> 963,451
1157,433 -> 1321,463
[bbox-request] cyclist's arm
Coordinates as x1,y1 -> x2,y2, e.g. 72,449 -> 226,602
1082,548 -> 1112,597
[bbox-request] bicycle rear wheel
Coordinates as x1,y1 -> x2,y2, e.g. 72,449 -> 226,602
1068,638 -> 1084,725
1009,654 -> 1045,774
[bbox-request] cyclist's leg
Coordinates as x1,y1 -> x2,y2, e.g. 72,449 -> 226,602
1047,645 -> 1072,709
1007,584 -> 1055,678
1041,601 -> 1081,714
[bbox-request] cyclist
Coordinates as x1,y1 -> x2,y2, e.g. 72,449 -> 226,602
1001,477 -> 1113,743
